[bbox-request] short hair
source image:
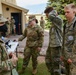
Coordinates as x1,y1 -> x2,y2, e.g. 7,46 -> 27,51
71,4 -> 76,9
65,3 -> 76,9
44,7 -> 53,13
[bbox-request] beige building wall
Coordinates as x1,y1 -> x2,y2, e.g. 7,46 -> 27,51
22,11 -> 27,33
2,4 -> 21,18
2,0 -> 17,5
0,0 -> 2,14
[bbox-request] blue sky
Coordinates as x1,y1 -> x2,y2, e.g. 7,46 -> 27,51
16,0 -> 48,14
25,3 -> 47,14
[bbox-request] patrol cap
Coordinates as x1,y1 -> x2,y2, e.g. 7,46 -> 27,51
0,15 -> 7,23
29,15 -> 36,22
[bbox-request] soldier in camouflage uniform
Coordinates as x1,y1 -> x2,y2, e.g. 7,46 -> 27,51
18,15 -> 44,74
0,16 -> 18,75
0,38 -> 11,75
44,7 -> 63,75
6,17 -> 11,36
0,16 -> 11,75
10,17 -> 15,35
63,4 -> 76,75
40,16 -> 45,30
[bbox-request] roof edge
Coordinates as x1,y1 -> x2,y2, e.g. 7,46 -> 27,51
1,1 -> 29,13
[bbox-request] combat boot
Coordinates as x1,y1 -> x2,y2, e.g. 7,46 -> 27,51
18,67 -> 26,74
32,69 -> 37,75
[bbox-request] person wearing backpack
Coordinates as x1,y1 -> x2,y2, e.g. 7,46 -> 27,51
63,3 -> 76,75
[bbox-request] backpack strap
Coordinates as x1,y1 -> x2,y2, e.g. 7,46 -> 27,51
73,21 -> 76,29
62,24 -> 66,55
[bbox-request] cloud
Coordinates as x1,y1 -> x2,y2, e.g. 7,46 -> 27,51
16,0 -> 48,7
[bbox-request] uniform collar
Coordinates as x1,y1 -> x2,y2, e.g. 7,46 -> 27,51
66,17 -> 76,27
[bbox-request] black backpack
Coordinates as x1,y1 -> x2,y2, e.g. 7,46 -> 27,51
0,24 -> 8,32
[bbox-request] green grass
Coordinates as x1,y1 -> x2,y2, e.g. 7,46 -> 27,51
18,58 -> 50,75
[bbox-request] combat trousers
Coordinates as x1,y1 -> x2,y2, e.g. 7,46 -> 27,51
0,71 -> 11,75
45,46 -> 61,75
22,46 -> 39,69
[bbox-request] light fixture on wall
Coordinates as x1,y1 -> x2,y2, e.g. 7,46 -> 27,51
6,7 -> 9,11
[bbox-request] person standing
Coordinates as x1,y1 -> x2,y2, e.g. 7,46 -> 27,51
40,16 -> 45,30
5,17 -> 11,36
63,3 -> 76,75
10,17 -> 15,35
0,16 -> 15,75
18,15 -> 44,74
44,7 -> 63,75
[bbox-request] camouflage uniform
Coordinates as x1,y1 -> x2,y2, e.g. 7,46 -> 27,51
0,39 -> 11,75
40,19 -> 45,29
18,24 -> 44,70
45,10 -> 63,75
63,17 -> 76,75
6,20 -> 11,36
10,18 -> 15,34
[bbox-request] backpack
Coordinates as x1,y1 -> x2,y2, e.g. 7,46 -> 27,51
0,24 -> 8,32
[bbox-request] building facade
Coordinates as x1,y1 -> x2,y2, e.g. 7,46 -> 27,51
0,0 -> 29,34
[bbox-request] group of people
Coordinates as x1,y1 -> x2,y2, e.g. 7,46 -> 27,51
6,17 -> 16,36
0,15 -> 18,75
45,3 -> 76,75
0,16 -> 16,37
18,3 -> 76,75
0,3 -> 76,75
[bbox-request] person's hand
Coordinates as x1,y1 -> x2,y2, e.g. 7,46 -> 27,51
67,58 -> 72,64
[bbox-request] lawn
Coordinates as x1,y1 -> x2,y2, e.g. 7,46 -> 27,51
18,58 -> 50,75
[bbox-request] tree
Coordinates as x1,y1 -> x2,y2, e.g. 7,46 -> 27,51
45,0 -> 76,29
48,0 -> 76,18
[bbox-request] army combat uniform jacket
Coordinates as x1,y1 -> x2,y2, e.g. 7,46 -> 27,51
18,24 -> 44,48
64,17 -> 76,60
48,11 -> 63,47
0,39 -> 11,75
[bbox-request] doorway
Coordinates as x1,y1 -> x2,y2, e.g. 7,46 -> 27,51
11,13 -> 22,34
